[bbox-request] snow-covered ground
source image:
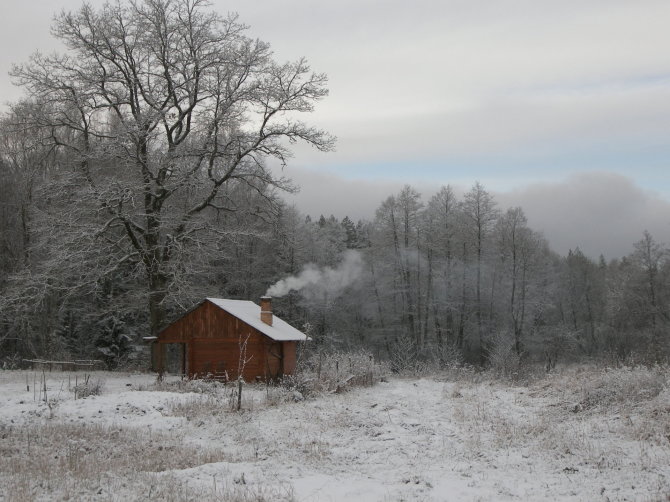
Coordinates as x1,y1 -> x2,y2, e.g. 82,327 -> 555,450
1,366 -> 669,501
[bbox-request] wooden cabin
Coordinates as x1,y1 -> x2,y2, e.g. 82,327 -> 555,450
152,297 -> 306,381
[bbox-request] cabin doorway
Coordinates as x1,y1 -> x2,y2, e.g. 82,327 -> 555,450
162,343 -> 187,376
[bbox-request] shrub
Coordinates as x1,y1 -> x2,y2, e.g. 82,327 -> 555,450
71,375 -> 105,399
287,350 -> 388,396
389,335 -> 420,374
574,365 -> 668,412
389,336 -> 467,376
487,331 -> 521,381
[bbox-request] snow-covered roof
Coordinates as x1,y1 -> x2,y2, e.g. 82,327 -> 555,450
205,298 -> 307,342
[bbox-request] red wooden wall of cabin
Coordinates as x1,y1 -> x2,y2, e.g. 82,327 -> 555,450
282,341 -> 297,374
157,300 -> 297,381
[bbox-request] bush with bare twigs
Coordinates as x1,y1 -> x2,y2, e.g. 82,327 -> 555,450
571,365 -> 668,413
284,350 -> 389,397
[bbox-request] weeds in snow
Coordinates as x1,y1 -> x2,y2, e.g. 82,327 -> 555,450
288,350 -> 389,396
1,365 -> 669,501
0,422 -> 225,501
137,377 -> 224,394
71,374 -> 105,399
448,362 -> 670,490
572,365 -> 667,412
165,384 -> 262,418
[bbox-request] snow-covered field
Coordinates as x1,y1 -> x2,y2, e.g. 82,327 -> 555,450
1,366 -> 669,501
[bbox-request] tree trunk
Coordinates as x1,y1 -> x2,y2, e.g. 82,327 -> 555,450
423,244 -> 433,350
476,224 -> 484,365
148,271 -> 168,337
457,242 -> 467,349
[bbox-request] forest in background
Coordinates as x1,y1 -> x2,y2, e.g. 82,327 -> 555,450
1,164 -> 668,371
0,0 -> 668,372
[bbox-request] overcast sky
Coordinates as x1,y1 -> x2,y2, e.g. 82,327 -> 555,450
2,0 -> 669,258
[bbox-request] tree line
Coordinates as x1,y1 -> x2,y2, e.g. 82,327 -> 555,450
1,157 -> 668,368
268,186 -> 669,371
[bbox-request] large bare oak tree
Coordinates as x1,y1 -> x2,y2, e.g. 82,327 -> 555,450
10,0 -> 334,336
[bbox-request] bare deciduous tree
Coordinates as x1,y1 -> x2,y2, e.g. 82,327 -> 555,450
10,0 -> 334,336
496,207 -> 545,355
423,185 -> 459,348
461,182 -> 499,363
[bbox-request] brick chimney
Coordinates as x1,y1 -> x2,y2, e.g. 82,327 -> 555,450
260,296 -> 273,326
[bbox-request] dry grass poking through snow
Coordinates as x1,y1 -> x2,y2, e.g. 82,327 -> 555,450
544,365 -> 670,455
0,372 -> 294,502
445,364 -> 670,500
1,365 -> 669,501
0,422 -> 225,501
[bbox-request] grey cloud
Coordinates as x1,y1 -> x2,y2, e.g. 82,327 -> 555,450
284,168 -> 669,260
3,1 -> 670,171
281,167 -> 421,222
497,172 -> 670,259
286,81 -> 670,170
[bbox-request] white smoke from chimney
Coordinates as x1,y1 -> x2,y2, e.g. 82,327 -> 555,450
266,250 -> 364,298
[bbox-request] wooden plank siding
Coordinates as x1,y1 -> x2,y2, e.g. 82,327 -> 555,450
157,300 -> 293,381
282,341 -> 297,375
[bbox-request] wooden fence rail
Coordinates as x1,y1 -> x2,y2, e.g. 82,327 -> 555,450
22,359 -> 104,371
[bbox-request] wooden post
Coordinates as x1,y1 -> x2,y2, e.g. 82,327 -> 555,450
157,342 -> 166,381
181,343 -> 186,379
237,378 -> 242,411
